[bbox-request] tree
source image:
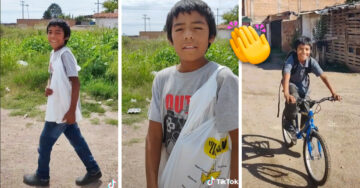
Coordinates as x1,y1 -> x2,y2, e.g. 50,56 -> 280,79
222,5 -> 239,24
103,0 -> 118,13
345,0 -> 360,3
43,3 -> 63,19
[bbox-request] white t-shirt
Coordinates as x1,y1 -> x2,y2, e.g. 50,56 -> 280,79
45,46 -> 82,123
148,61 -> 239,154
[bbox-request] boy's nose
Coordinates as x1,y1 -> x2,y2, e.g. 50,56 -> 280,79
184,30 -> 193,40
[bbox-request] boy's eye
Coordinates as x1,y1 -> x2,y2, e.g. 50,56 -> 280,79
194,27 -> 203,30
175,28 -> 183,32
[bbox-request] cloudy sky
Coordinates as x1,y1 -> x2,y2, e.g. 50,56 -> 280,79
1,0 -> 105,23
1,0 -> 238,35
122,0 -> 238,35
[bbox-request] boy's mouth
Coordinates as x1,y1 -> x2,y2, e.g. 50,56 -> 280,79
183,45 -> 197,49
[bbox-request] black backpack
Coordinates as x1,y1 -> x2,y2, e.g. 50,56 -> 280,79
277,51 -> 313,117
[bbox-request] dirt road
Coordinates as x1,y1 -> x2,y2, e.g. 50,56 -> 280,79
0,108 -> 118,188
242,59 -> 360,187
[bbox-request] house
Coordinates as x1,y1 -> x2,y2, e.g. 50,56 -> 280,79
242,0 -> 341,24
264,2 -> 360,72
93,11 -> 118,29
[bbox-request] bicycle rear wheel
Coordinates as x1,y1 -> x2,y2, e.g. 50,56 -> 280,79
282,112 -> 295,148
303,131 -> 330,185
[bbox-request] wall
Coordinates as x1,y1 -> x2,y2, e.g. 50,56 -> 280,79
281,19 -> 298,52
96,18 -> 117,29
243,0 -> 341,24
139,31 -> 166,39
16,19 -> 75,27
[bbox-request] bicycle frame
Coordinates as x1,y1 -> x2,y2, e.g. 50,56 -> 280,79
296,109 -> 320,160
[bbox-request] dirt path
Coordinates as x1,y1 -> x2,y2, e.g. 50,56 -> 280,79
122,120 -> 148,188
0,108 -> 118,187
242,60 -> 360,187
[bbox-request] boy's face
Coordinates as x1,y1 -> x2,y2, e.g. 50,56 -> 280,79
296,44 -> 311,63
171,11 -> 214,63
47,26 -> 67,51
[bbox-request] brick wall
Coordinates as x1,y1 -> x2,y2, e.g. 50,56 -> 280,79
16,19 -> 76,27
281,19 -> 299,52
139,31 -> 166,39
243,0 -> 342,23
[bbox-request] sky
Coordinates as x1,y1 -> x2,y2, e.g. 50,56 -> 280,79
1,0 -> 105,23
1,0 -> 238,36
122,0 -> 238,35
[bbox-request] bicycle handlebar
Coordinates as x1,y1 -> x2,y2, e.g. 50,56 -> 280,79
297,97 -> 336,108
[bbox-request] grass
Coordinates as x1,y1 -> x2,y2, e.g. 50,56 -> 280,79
1,26 -> 117,119
90,118 -> 100,125
105,118 -> 118,126
81,102 -> 105,118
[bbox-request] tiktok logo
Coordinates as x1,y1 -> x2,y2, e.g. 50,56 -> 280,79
108,179 -> 116,188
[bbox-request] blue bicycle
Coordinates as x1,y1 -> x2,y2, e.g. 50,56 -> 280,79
282,97 -> 335,185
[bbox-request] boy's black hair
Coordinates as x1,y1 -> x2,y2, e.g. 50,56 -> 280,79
46,19 -> 71,45
165,0 -> 217,48
294,36 -> 312,50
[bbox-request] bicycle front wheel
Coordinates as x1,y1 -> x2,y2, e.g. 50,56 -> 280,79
303,131 -> 330,185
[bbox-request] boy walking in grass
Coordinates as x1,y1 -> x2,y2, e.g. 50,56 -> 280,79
23,19 -> 101,186
145,0 -> 238,187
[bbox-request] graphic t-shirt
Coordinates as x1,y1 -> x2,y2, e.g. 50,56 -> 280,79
148,62 -> 238,155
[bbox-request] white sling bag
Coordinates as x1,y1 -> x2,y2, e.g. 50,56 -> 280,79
159,66 -> 231,188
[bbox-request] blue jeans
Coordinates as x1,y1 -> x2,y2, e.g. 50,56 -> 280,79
36,121 -> 100,179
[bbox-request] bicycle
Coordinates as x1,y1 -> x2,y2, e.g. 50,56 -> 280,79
281,96 -> 335,186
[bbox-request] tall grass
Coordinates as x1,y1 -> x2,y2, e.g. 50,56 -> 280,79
0,26 -> 118,117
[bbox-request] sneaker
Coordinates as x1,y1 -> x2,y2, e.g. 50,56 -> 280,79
75,171 -> 102,186
23,173 -> 49,186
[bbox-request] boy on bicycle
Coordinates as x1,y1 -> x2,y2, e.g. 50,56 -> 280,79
282,36 -> 341,141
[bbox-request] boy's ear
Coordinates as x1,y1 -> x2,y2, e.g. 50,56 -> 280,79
209,35 -> 215,44
64,36 -> 69,40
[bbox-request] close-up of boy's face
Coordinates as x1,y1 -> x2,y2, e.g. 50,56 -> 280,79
47,25 -> 67,51
171,11 -> 214,63
296,44 -> 311,64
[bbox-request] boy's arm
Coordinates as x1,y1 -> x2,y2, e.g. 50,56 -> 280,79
283,73 -> 296,103
146,120 -> 163,188
319,73 -> 341,101
62,77 -> 80,124
229,129 -> 239,188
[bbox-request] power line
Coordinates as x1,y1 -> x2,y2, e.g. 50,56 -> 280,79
147,17 -> 151,31
95,0 -> 101,13
143,14 -> 148,32
20,0 -> 25,19
25,4 -> 29,19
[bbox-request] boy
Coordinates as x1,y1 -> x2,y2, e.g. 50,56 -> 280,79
283,36 -> 341,140
23,19 -> 101,186
145,0 -> 239,187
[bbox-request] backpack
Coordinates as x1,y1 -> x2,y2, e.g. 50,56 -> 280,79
277,51 -> 313,117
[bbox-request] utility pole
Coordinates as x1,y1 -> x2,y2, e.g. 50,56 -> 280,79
20,0 -> 25,19
147,17 -> 151,31
143,14 -> 147,32
95,0 -> 101,13
26,4 -> 29,19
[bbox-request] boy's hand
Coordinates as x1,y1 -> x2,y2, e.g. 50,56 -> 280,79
284,93 -> 296,104
332,93 -> 342,101
62,111 -> 76,124
45,88 -> 53,97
